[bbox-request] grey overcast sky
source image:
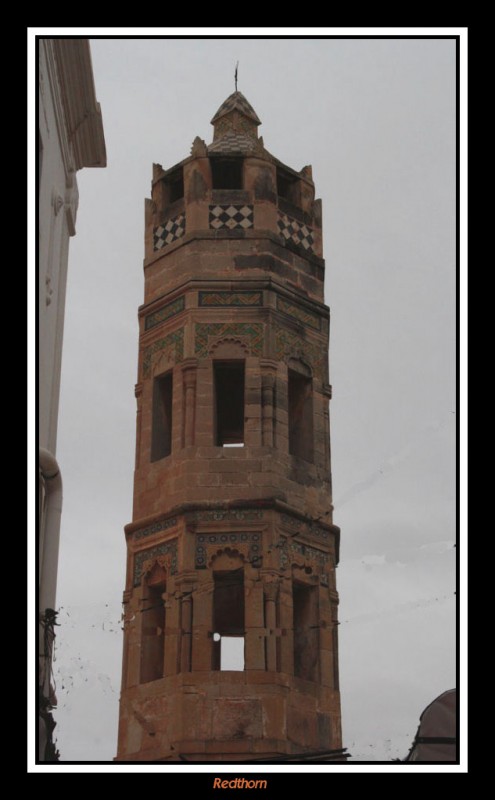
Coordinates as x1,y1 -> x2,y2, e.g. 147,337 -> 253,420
49,34 -> 459,766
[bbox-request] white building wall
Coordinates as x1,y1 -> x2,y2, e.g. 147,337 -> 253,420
39,40 -> 77,455
38,38 -> 106,761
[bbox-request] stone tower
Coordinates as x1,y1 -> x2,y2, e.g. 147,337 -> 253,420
115,91 -> 342,762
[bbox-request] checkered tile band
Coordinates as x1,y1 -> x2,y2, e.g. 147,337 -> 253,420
153,213 -> 186,251
277,212 -> 314,253
209,204 -> 254,231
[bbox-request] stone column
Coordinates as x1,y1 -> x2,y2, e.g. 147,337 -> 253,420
318,582 -> 332,688
191,579 -> 214,671
183,153 -> 210,234
330,591 -> 340,690
126,586 -> 144,688
134,383 -> 143,468
181,358 -> 198,447
244,566 -> 265,670
244,357 -> 262,447
260,359 -> 277,447
119,589 -> 132,690
279,577 -> 294,675
163,584 -> 179,677
180,596 -> 192,672
263,581 -> 280,672
322,382 -> 332,473
180,592 -> 193,673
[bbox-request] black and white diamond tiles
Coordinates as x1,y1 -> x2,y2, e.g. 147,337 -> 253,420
277,212 -> 314,253
153,213 -> 186,251
209,204 -> 254,231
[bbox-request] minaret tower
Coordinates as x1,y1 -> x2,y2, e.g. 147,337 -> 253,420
116,91 -> 342,762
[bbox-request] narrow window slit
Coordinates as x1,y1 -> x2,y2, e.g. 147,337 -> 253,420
214,361 -> 245,447
288,368 -> 313,461
151,372 -> 173,461
293,580 -> 319,682
213,569 -> 245,671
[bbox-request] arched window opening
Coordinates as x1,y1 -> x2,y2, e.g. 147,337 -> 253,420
214,361 -> 245,447
213,568 -> 245,671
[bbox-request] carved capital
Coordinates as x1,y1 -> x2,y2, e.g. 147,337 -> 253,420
181,357 -> 198,373
182,358 -> 198,388
263,582 -> 280,602
260,358 -> 278,373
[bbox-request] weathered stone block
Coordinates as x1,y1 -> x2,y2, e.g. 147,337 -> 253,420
287,705 -> 317,748
212,698 -> 262,740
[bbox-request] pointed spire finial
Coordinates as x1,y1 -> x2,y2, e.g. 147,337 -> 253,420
235,61 -> 239,92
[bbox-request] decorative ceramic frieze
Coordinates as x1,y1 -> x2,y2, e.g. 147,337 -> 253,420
195,322 -> 263,358
144,296 -> 185,331
133,540 -> 178,586
199,291 -> 262,307
195,532 -> 262,569
142,328 -> 184,377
